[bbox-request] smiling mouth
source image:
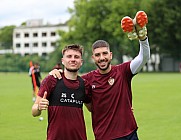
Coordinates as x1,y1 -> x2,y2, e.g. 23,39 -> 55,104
69,63 -> 77,66
99,62 -> 107,67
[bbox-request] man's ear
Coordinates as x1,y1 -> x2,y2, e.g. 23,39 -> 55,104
110,52 -> 113,60
91,55 -> 94,59
61,58 -> 64,65
81,59 -> 83,66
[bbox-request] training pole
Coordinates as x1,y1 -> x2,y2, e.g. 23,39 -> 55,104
29,61 -> 37,95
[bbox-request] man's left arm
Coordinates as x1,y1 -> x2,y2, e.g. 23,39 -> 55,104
130,37 -> 150,74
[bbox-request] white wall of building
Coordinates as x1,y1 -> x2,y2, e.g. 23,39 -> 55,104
13,21 -> 68,56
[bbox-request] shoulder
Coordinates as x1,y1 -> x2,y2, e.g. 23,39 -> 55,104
112,62 -> 132,77
41,75 -> 57,87
81,70 -> 97,80
114,61 -> 131,70
38,75 -> 58,98
79,76 -> 88,86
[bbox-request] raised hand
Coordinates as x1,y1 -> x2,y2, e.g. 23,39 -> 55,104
121,11 -> 148,40
38,91 -> 49,111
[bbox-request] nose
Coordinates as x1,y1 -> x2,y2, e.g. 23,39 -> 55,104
70,58 -> 76,62
70,56 -> 77,62
100,54 -> 105,60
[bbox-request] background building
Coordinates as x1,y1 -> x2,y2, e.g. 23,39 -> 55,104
13,19 -> 68,56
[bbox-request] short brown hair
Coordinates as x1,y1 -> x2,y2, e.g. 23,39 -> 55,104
62,44 -> 83,56
92,40 -> 110,50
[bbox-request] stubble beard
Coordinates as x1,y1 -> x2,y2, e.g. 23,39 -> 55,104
95,61 -> 111,71
65,67 -> 79,72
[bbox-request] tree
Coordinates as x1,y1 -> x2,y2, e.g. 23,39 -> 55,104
148,0 -> 181,59
0,25 -> 16,49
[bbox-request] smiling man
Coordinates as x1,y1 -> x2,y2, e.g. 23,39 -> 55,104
32,44 -> 89,140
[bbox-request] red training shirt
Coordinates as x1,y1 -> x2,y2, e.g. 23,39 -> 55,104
82,62 -> 137,140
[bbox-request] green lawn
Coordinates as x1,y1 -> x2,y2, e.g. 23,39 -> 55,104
0,72 -> 180,140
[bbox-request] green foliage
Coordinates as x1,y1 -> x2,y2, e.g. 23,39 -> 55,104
0,25 -> 16,49
0,54 -> 54,72
147,0 -> 181,58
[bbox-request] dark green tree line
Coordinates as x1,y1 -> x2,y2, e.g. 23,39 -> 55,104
148,0 -> 181,58
0,25 -> 15,49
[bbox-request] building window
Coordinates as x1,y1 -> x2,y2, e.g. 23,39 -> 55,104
33,33 -> 38,37
42,53 -> 47,56
16,33 -> 20,38
51,42 -> 56,47
42,42 -> 47,47
16,43 -> 21,48
25,43 -> 29,47
33,42 -> 38,47
42,32 -> 47,37
51,32 -> 56,36
24,33 -> 29,38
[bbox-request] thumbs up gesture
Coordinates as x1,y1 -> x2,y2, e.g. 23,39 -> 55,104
38,91 -> 49,111
43,91 -> 47,99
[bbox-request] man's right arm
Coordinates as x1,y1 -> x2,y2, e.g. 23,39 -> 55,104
32,92 -> 49,117
32,96 -> 43,117
31,75 -> 56,117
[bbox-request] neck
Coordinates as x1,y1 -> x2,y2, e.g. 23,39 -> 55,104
64,69 -> 78,80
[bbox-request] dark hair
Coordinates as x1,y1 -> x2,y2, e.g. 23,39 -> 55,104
34,62 -> 39,66
92,40 -> 110,50
62,44 -> 83,56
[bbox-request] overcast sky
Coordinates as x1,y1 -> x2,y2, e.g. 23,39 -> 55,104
0,0 -> 74,27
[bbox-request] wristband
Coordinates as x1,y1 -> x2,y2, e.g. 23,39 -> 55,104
140,36 -> 147,41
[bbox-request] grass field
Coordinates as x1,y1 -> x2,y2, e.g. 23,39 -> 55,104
0,72 -> 181,140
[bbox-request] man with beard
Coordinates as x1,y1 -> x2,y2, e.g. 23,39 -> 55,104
32,44 -> 90,140
50,11 -> 150,140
